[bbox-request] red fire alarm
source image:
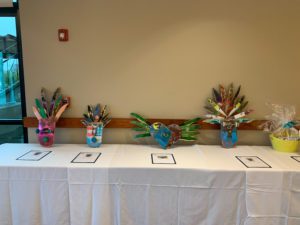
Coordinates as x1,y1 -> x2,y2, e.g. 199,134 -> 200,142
58,29 -> 69,42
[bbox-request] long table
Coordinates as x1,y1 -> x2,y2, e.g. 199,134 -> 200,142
0,144 -> 300,225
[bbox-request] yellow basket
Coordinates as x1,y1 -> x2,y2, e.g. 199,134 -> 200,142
270,134 -> 300,153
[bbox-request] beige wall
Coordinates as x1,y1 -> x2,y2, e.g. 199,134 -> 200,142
20,0 -> 300,145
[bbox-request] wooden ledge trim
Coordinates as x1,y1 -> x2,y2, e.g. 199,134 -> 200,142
23,117 -> 270,130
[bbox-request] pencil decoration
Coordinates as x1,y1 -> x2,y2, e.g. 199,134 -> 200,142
204,83 -> 253,148
81,104 -> 111,148
33,87 -> 70,147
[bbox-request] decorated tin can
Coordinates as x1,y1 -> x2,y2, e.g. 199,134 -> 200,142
36,118 -> 56,147
220,120 -> 238,148
86,123 -> 103,148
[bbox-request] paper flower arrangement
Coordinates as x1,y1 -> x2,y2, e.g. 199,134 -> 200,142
33,87 -> 70,147
131,113 -> 200,149
260,104 -> 299,152
81,104 -> 111,147
204,83 -> 252,148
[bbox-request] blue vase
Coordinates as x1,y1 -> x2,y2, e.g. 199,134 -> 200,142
220,121 -> 238,148
86,123 -> 103,148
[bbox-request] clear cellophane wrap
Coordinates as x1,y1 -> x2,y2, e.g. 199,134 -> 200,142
261,103 -> 299,140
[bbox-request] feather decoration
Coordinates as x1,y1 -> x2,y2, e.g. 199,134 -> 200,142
53,94 -> 63,115
55,104 -> 68,121
213,88 -> 222,103
101,105 -> 107,119
83,114 -> 93,123
35,99 -> 47,119
204,83 -> 252,126
233,109 -> 253,119
219,85 -> 226,103
40,88 -> 48,116
49,88 -> 61,116
94,104 -> 100,117
237,101 -> 248,113
228,102 -> 241,117
33,87 -> 69,121
203,119 -> 221,124
52,87 -> 61,101
232,85 -> 241,103
81,103 -> 111,127
32,106 -> 42,120
227,83 -> 234,101
207,98 -> 226,116
204,105 -> 215,114
239,96 -> 245,104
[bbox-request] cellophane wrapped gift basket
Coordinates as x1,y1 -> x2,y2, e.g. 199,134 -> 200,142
260,103 -> 300,152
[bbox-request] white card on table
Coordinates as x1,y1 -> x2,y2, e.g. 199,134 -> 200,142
71,152 -> 101,163
151,153 -> 176,164
236,156 -> 271,168
291,156 -> 300,163
17,150 -> 52,161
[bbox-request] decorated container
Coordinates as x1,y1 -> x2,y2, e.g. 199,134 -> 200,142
86,123 -> 103,148
260,104 -> 299,153
81,104 -> 111,148
220,120 -> 238,148
36,118 -> 56,147
33,87 -> 69,147
204,83 -> 252,149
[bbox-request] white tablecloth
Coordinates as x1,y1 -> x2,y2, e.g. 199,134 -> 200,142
0,144 -> 299,225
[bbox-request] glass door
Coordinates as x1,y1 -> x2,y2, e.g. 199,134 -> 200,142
0,4 -> 27,143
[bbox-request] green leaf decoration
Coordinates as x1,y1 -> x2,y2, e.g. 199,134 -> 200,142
130,120 -> 150,128
180,136 -> 197,141
181,130 -> 199,136
132,127 -> 148,132
134,133 -> 151,138
181,124 -> 200,131
130,113 -> 150,125
180,117 -> 201,126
